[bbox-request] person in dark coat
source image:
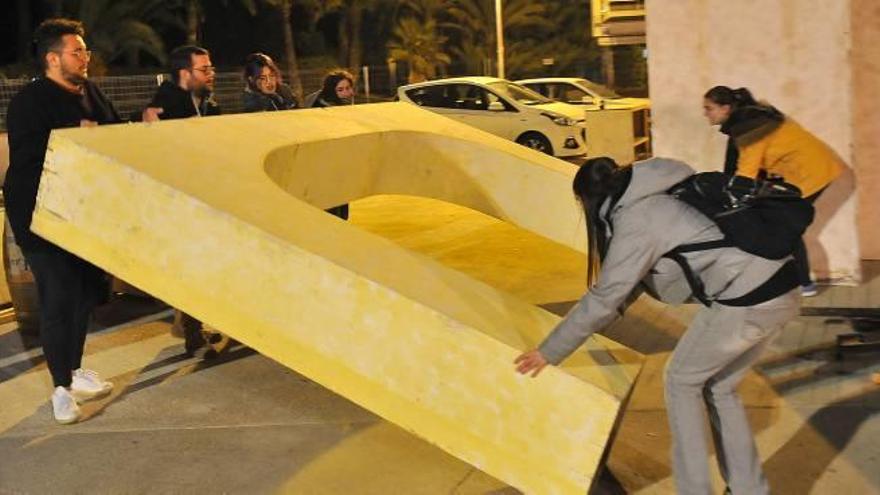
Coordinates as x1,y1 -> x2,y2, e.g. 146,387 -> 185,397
309,68 -> 355,108
143,45 -> 220,121
241,53 -> 298,112
142,45 -> 221,359
4,18 -> 116,424
305,68 -> 356,219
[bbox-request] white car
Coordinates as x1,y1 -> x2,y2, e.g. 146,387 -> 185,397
516,77 -> 650,109
397,77 -> 587,157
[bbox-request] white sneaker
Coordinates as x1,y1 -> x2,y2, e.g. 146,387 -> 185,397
71,368 -> 113,402
52,386 -> 81,424
801,283 -> 819,297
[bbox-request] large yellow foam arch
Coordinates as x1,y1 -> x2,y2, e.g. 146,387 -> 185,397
33,102 -> 641,494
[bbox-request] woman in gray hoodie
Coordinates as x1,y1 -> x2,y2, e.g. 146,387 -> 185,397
515,157 -> 800,495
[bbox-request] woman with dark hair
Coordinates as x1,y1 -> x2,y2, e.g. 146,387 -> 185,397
302,68 -> 356,220
310,68 -> 355,108
242,52 -> 298,112
703,86 -> 844,296
515,157 -> 800,495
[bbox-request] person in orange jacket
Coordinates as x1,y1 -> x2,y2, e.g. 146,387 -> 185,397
703,86 -> 844,296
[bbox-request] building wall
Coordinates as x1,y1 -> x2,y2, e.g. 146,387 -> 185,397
646,0 -> 866,282
852,0 -> 880,259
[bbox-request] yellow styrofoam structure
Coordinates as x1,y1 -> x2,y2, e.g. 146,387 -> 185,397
33,103 -> 641,493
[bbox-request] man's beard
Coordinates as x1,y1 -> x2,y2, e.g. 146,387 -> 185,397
193,84 -> 213,98
61,64 -> 87,86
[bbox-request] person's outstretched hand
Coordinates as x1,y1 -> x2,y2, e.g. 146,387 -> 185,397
514,349 -> 548,377
142,107 -> 163,122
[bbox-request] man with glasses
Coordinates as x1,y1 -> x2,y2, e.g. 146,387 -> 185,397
4,18 -> 118,424
142,45 -> 221,359
143,45 -> 220,121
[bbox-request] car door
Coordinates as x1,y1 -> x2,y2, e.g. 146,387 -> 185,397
450,84 -> 520,140
403,84 -> 463,118
546,82 -> 593,105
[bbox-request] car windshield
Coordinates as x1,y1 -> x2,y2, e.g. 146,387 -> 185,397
576,79 -> 620,98
487,82 -> 553,105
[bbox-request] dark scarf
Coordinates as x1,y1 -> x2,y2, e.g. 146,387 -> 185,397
720,103 -> 785,147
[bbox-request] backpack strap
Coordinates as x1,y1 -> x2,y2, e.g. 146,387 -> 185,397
664,243 -> 799,308
664,240 -> 731,307
716,259 -> 799,306
664,251 -> 712,307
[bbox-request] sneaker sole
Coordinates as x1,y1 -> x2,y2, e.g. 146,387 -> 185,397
71,386 -> 113,403
55,412 -> 81,424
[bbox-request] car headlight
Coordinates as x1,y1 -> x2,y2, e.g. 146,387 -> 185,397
541,112 -> 576,126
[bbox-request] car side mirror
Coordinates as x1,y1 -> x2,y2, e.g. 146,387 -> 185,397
488,101 -> 505,112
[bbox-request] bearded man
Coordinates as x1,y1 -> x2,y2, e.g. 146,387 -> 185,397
4,18 -> 118,424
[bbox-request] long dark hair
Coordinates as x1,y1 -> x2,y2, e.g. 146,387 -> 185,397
318,68 -> 355,105
243,52 -> 281,92
573,157 -> 633,286
704,86 -> 757,110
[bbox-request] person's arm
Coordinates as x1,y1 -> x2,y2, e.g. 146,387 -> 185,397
6,90 -> 50,175
734,136 -> 770,179
517,208 -> 667,375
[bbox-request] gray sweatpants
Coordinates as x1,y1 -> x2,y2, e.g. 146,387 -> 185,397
664,289 -> 800,495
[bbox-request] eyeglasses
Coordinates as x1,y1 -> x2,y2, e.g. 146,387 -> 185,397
58,49 -> 91,60
191,66 -> 216,74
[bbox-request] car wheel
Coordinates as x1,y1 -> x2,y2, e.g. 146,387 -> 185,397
516,132 -> 553,155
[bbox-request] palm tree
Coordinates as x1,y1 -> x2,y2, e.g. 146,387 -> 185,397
71,0 -> 181,69
387,17 -> 451,83
185,0 -> 258,44
447,0 -> 551,76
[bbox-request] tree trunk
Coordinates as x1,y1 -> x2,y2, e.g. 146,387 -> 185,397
186,0 -> 200,44
347,3 -> 364,71
16,0 -> 32,63
280,0 -> 303,102
337,5 -> 351,67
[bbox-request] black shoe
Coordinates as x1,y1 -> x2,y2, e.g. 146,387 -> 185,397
185,343 -> 218,360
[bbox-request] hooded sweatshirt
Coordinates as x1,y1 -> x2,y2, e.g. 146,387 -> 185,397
720,104 -> 843,197
538,158 -> 796,364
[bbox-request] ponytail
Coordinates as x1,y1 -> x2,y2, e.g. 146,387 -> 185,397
704,85 -> 757,109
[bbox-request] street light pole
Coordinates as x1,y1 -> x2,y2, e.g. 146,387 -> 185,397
495,0 -> 505,79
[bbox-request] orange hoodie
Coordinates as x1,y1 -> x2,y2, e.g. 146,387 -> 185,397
735,118 -> 844,197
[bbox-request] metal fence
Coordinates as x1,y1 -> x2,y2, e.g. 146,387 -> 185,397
0,65 -> 404,132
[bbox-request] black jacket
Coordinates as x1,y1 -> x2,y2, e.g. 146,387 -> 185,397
148,81 -> 221,119
4,77 -> 121,252
242,84 -> 298,112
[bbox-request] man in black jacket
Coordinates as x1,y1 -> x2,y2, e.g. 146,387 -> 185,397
143,45 -> 220,121
4,18 -> 116,424
143,45 -> 221,359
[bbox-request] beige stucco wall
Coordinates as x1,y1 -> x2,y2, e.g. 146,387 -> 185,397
853,0 -> 880,259
646,0 -> 865,282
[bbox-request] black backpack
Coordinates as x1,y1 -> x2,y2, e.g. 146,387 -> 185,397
662,172 -> 811,306
669,172 -> 814,259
